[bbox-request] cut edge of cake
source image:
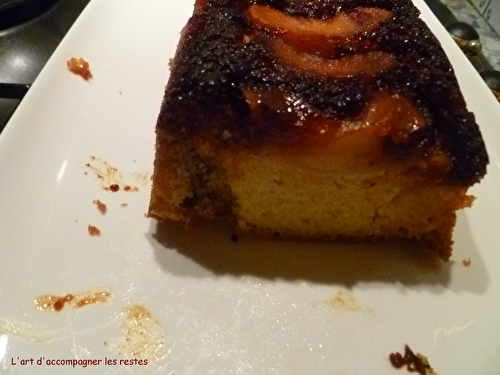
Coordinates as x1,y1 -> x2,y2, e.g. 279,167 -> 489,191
148,0 -> 489,261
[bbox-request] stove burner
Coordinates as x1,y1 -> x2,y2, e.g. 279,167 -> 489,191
0,0 -> 59,30
0,83 -> 30,99
0,0 -> 90,132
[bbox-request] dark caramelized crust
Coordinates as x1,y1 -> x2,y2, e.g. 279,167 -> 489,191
159,0 -> 488,186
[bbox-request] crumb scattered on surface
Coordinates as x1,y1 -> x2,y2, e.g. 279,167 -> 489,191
390,345 -> 438,375
88,225 -> 101,236
462,258 -> 471,266
67,57 -> 92,80
121,203 -> 128,207
93,199 -> 107,214
85,157 -> 144,193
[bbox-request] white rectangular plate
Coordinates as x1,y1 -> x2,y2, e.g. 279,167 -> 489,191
1,0 -> 500,374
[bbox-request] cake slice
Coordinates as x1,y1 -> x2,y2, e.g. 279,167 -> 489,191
149,0 -> 488,260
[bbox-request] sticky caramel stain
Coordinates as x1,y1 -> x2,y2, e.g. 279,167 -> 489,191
325,290 -> 369,313
85,156 -> 144,192
0,316 -> 59,342
85,157 -> 124,188
34,290 -> 111,312
109,304 -> 168,362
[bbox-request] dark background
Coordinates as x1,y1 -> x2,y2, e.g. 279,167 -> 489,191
0,0 -> 90,132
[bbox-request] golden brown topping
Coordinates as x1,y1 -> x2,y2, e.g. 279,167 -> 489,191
160,0 -> 488,185
248,5 -> 359,38
244,88 -> 425,149
247,5 -> 391,53
367,92 -> 425,143
247,5 -> 392,40
272,37 -> 393,77
194,0 -> 208,13
301,92 -> 425,145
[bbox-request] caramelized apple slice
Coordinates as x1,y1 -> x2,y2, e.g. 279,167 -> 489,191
243,88 -> 424,147
292,92 -> 425,147
194,0 -> 208,13
247,5 -> 392,53
248,5 -> 359,38
273,37 -> 393,77
367,92 -> 426,143
349,7 -> 393,31
326,92 -> 422,135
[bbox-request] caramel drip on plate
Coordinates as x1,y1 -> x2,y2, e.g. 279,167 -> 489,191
34,290 -> 111,312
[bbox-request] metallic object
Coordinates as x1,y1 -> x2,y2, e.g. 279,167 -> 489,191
0,0 -> 90,131
446,22 -> 482,57
424,0 -> 499,101
0,83 -> 30,100
480,71 -> 500,101
0,0 -> 59,31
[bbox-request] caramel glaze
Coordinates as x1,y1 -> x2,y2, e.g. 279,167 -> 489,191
158,0 -> 488,186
